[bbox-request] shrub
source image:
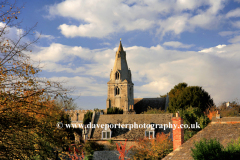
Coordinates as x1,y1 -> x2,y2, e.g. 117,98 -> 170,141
191,138 -> 225,160
116,139 -> 133,160
83,141 -> 104,156
224,137 -> 240,159
131,132 -> 172,160
191,138 -> 240,160
84,155 -> 93,160
83,111 -> 93,125
107,107 -> 123,114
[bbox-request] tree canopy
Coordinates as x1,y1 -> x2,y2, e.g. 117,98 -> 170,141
0,1 -> 73,159
168,82 -> 214,113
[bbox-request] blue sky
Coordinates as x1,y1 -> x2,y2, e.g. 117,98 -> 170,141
8,0 -> 240,109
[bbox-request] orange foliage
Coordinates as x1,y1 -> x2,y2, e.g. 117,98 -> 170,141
204,107 -> 218,120
132,132 -> 172,160
116,139 -> 133,160
67,145 -> 84,160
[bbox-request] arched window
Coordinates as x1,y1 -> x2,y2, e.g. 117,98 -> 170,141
115,71 -> 120,80
76,113 -> 79,121
115,87 -> 120,95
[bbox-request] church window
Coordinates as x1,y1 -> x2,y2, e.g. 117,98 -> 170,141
76,113 -> 79,121
115,87 -> 120,95
115,72 -> 120,80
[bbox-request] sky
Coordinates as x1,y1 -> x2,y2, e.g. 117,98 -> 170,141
5,0 -> 240,110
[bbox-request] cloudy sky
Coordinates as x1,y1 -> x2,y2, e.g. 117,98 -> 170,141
10,0 -> 240,109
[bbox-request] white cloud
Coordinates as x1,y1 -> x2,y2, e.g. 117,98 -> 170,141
218,31 -> 240,36
163,41 -> 194,49
226,8 -> 240,18
232,21 -> 240,28
46,0 -> 227,38
35,31 -> 55,40
49,76 -> 106,96
32,42 -> 240,105
0,22 -> 26,42
229,35 -> 240,43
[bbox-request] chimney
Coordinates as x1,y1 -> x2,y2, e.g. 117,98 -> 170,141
172,112 -> 184,150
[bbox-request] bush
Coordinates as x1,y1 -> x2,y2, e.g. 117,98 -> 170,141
191,138 -> 225,160
84,155 -> 93,160
191,138 -> 240,160
107,107 -> 123,114
83,141 -> 104,156
83,111 -> 93,125
224,138 -> 240,159
131,132 -> 172,160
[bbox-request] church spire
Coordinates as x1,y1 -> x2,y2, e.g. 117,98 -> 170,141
106,40 -> 134,112
117,40 -> 124,52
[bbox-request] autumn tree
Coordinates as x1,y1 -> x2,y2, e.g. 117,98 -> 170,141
0,1 -> 73,159
167,82 -> 214,113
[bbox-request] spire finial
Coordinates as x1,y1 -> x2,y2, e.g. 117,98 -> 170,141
120,38 -> 121,41
117,39 -> 124,52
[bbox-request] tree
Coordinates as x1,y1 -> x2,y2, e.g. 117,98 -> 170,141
179,106 -> 210,141
0,1 -> 72,159
107,107 -> 123,114
168,82 -> 214,113
218,101 -> 240,117
83,111 -> 93,125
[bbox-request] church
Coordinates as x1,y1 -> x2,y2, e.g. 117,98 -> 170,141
66,40 -> 170,142
106,40 -> 169,114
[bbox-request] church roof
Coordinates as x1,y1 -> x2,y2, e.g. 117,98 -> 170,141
134,98 -> 166,114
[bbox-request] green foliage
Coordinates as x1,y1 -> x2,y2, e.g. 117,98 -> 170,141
83,141 -> 104,156
107,107 -> 123,114
191,138 -> 240,160
168,82 -> 214,113
84,155 -> 93,160
191,138 -> 225,160
224,137 -> 240,159
94,108 -> 103,113
179,106 -> 210,141
108,139 -> 113,144
142,106 -> 167,114
160,94 -> 167,98
179,106 -> 210,130
83,111 -> 93,125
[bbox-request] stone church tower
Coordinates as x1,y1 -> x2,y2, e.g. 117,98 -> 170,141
106,41 -> 134,112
